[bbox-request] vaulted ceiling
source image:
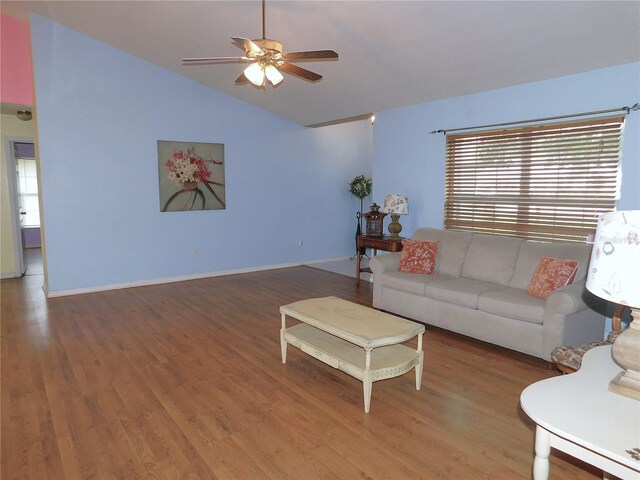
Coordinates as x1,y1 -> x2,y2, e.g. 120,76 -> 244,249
4,1 -> 640,126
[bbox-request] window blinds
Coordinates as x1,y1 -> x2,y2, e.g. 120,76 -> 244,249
444,115 -> 624,243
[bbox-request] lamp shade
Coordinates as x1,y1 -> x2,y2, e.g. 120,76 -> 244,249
244,63 -> 265,86
586,210 -> 640,307
264,65 -> 283,86
382,194 -> 409,215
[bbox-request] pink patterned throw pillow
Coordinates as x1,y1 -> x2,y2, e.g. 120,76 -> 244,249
398,240 -> 440,274
527,256 -> 579,299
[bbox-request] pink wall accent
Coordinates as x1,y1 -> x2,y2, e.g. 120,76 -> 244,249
1,13 -> 33,105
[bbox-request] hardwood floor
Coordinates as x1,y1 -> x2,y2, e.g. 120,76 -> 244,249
1,267 -> 600,479
24,248 -> 44,276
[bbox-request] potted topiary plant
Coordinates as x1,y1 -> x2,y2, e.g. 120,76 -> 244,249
349,175 -> 372,254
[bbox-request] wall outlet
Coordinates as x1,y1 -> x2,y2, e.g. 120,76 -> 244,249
298,240 -> 304,247
193,248 -> 199,256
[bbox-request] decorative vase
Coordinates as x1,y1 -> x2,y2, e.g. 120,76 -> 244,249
387,214 -> 403,238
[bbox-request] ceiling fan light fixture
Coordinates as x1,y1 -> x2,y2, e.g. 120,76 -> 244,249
244,62 -> 265,86
181,0 -> 338,87
265,64 -> 283,86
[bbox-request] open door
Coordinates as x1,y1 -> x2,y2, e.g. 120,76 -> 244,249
15,151 -> 27,263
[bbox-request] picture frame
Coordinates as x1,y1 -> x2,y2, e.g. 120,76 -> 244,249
157,140 -> 225,212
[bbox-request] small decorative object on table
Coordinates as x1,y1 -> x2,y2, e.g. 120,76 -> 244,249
364,203 -> 386,237
586,210 -> 640,400
382,194 -> 409,238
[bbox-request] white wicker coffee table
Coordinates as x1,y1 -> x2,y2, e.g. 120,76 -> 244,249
280,296 -> 425,413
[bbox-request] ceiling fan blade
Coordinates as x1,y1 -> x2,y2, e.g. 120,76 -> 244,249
231,37 -> 263,55
283,50 -> 338,61
278,62 -> 322,82
235,72 -> 249,85
182,56 -> 250,65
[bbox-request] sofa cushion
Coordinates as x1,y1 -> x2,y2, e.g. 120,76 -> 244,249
412,227 -> 473,277
382,271 -> 440,296
510,240 -> 592,289
398,239 -> 439,274
461,233 -> 522,286
527,256 -> 579,299
478,288 -> 545,324
424,277 -> 509,309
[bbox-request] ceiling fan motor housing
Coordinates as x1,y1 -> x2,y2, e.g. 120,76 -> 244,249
253,39 -> 283,54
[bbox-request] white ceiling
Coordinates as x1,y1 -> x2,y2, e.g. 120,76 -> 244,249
5,1 -> 640,126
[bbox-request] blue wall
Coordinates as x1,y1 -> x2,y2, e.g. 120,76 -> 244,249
30,15 -> 372,293
373,62 -> 640,236
30,12 -> 639,295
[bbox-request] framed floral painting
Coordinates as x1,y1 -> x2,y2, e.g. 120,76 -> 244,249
157,140 -> 225,212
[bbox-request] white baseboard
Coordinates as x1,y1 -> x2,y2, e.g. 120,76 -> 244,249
303,256 -> 350,265
1,272 -> 20,279
45,257 -> 350,298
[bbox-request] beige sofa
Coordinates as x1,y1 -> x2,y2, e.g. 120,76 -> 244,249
370,227 -> 605,361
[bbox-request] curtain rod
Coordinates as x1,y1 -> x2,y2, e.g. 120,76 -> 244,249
430,102 -> 639,135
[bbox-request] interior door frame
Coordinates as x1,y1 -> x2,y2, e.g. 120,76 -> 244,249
3,135 -> 33,277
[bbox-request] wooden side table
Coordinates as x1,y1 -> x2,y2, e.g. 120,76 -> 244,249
356,235 -> 404,286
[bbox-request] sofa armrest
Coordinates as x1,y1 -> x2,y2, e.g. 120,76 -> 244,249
370,252 -> 401,309
370,252 -> 401,275
542,283 -> 606,360
545,283 -> 596,316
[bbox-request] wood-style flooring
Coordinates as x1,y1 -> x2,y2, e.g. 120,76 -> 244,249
1,266 -> 600,479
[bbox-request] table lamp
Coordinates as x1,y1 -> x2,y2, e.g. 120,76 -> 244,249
382,194 -> 409,238
586,210 -> 640,400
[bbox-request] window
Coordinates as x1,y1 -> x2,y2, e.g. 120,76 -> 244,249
444,115 -> 624,243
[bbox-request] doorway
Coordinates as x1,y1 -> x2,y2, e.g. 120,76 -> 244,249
15,143 -> 43,275
4,139 -> 41,277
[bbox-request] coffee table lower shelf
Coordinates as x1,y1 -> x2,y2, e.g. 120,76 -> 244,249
281,323 -> 422,413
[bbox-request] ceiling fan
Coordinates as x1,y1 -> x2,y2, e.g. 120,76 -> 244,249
182,0 -> 338,87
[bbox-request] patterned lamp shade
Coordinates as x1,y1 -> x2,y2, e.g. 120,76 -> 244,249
586,210 -> 640,307
382,195 -> 409,215
586,210 -> 640,400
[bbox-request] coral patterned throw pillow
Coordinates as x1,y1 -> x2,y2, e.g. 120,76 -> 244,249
527,256 -> 579,299
398,240 -> 440,274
